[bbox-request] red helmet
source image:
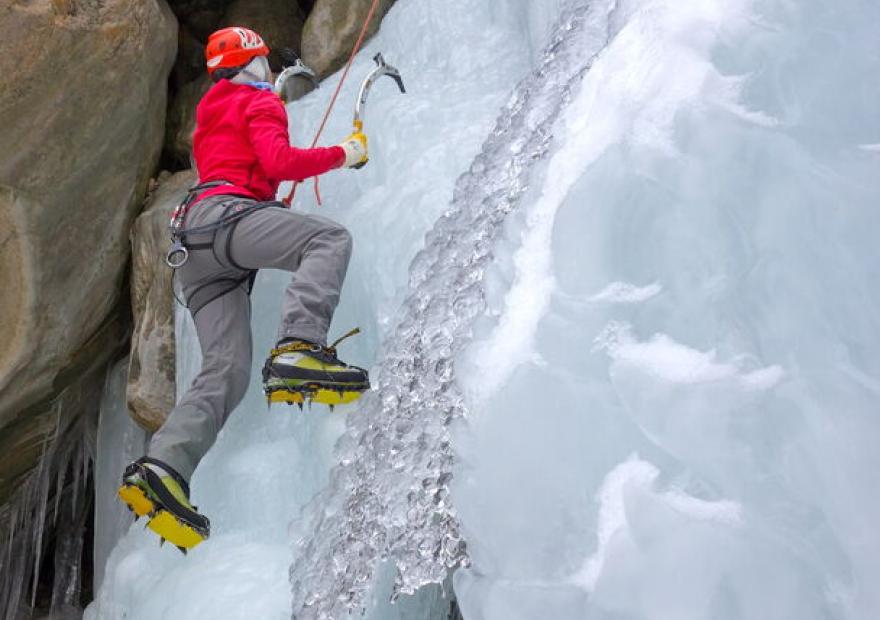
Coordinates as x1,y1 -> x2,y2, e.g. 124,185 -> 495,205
205,27 -> 269,76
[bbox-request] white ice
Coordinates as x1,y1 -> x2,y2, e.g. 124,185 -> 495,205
92,359 -> 146,594
90,0 -> 880,617
453,0 -> 880,619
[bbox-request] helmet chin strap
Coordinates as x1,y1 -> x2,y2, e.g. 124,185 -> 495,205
232,55 -> 272,84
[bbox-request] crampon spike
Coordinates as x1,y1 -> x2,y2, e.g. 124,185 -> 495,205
297,402 -> 303,411
159,538 -> 166,547
177,546 -> 188,555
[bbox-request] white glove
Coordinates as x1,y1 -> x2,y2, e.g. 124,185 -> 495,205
339,131 -> 368,168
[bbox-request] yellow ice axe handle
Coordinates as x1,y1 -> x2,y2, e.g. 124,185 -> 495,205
352,119 -> 367,169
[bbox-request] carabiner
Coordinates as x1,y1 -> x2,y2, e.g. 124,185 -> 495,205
166,240 -> 189,269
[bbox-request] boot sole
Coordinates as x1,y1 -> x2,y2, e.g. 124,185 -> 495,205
264,380 -> 369,406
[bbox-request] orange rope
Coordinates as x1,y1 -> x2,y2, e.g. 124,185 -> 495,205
283,0 -> 383,207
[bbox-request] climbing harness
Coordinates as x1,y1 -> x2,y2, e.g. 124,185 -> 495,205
166,180 -> 233,268
166,183 -> 277,314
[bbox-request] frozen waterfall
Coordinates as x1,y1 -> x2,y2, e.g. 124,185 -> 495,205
451,0 -> 880,618
89,0 -> 880,618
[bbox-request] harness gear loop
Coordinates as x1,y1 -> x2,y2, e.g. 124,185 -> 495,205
166,180 -> 234,268
167,189 -> 280,314
282,0 -> 382,207
166,240 -> 190,269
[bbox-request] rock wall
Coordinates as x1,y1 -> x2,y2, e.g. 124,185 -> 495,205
0,0 -> 177,503
301,0 -> 396,78
127,170 -> 195,431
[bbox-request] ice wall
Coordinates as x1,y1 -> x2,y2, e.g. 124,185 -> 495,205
452,0 -> 880,618
93,359 -> 147,593
90,0 -> 880,617
88,0 -> 554,618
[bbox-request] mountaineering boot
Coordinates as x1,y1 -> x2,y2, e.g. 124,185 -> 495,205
118,457 -> 210,553
262,328 -> 370,407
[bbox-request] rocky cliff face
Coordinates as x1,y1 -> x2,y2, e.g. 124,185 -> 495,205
127,170 -> 196,431
0,0 -> 177,503
301,0 -> 396,78
0,1 -> 176,614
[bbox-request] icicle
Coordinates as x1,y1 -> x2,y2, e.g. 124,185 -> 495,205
30,405 -> 57,609
2,499 -> 24,618
52,457 -> 65,528
71,443 -> 82,517
50,480 -> 89,616
1,359 -> 112,619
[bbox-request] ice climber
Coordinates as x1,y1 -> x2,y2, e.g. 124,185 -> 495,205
118,26 -> 370,551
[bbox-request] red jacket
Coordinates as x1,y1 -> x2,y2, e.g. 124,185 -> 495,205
192,80 -> 344,202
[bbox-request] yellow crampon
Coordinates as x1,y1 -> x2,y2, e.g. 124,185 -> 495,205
118,458 -> 210,553
262,328 -> 370,410
267,384 -> 365,408
118,484 -> 207,552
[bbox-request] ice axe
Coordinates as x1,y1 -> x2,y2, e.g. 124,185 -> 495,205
274,48 -> 320,102
351,53 -> 406,167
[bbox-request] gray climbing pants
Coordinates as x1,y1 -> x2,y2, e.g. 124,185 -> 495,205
148,195 -> 353,480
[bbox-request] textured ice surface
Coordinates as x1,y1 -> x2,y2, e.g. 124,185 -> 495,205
453,0 -> 880,619
90,0 -> 880,617
93,359 -> 146,594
